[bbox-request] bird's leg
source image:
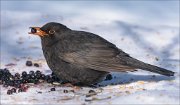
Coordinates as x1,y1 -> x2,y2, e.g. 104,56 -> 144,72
61,83 -> 81,91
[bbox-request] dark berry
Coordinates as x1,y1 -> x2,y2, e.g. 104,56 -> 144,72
30,74 -> 36,79
4,68 -> 10,73
47,78 -> 53,83
86,90 -> 97,97
5,80 -> 14,86
1,76 -> 10,82
22,71 -> 27,77
18,88 -> 23,92
45,75 -> 55,83
29,71 -> 35,75
14,80 -> 22,88
26,61 -> 32,66
37,91 -> 42,94
36,74 -> 41,79
22,74 -> 30,82
52,75 -> 60,82
35,70 -> 41,74
15,80 -> 22,84
33,79 -> 39,84
9,75 -> 15,80
26,74 -> 31,79
105,74 -> 113,81
11,88 -> 16,93
50,88 -> 56,91
14,73 -> 20,79
35,70 -> 41,79
22,79 -> 28,83
3,68 -> 11,76
41,74 -> 45,80
89,90 -> 96,93
63,90 -> 68,93
45,75 -> 51,80
31,28 -> 37,33
51,72 -> 61,82
7,90 -> 13,95
34,63 -> 39,67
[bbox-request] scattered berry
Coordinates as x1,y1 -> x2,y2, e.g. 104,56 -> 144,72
26,61 -> 32,66
11,88 -> 16,93
0,67 -> 63,95
45,75 -> 53,83
35,70 -> 42,79
18,88 -> 23,93
89,90 -> 96,93
34,63 -> 39,67
41,74 -> 45,80
21,71 -> 27,77
50,88 -> 56,91
86,90 -> 97,97
29,71 -> 35,75
7,90 -> 13,95
14,73 -> 20,79
37,91 -> 42,94
35,70 -> 41,74
33,79 -> 39,84
63,90 -> 68,93
31,28 -> 37,33
105,74 -> 113,81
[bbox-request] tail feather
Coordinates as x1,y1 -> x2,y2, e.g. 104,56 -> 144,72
125,57 -> 175,76
139,63 -> 174,76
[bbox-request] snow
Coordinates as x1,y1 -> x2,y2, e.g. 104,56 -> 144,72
0,1 -> 179,104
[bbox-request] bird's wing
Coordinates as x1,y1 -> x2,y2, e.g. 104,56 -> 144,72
56,31 -> 136,72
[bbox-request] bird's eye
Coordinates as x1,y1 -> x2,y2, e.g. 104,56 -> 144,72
49,30 -> 55,34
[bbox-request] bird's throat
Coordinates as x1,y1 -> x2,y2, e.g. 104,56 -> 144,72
41,37 -> 60,48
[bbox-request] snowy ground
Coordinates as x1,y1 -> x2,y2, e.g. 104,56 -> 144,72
0,1 -> 180,105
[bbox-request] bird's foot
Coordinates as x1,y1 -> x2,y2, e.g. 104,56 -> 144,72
62,83 -> 74,87
61,82 -> 82,90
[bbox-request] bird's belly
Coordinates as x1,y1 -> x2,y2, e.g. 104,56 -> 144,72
43,50 -> 108,85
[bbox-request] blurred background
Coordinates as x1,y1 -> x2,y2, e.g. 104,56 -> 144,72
0,1 -> 179,104
1,1 -> 179,64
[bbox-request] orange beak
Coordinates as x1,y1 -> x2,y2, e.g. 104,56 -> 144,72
28,27 -> 48,37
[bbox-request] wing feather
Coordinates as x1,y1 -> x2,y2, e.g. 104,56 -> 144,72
56,31 -> 136,72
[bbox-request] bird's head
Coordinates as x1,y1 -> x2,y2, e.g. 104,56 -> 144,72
29,22 -> 70,37
29,22 -> 70,47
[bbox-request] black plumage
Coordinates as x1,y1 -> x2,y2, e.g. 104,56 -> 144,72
29,22 -> 174,85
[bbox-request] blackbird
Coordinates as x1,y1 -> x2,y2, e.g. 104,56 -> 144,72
29,22 -> 174,85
